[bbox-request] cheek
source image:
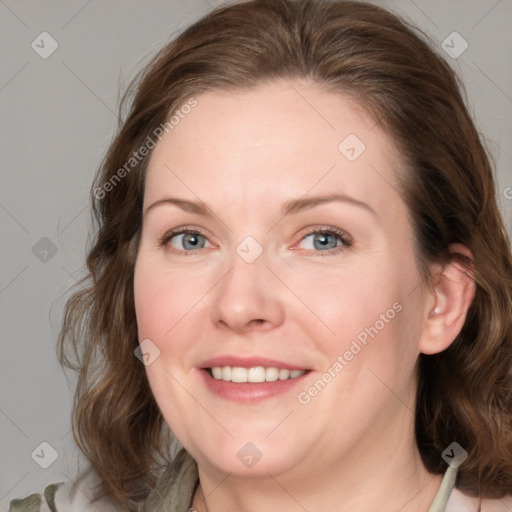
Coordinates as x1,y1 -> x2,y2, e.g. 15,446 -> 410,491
285,255 -> 421,372
133,266 -> 171,341
134,254 -> 210,342
285,263 -> 402,343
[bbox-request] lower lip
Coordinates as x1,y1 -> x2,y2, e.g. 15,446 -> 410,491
199,369 -> 310,403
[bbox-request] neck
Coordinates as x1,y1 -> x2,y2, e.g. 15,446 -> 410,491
191,432 -> 442,512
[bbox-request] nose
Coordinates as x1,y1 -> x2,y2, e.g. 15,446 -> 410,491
209,250 -> 285,334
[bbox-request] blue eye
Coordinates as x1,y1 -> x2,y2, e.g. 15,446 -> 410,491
160,226 -> 352,256
173,232 -> 206,250
301,232 -> 340,250
161,229 -> 212,253
297,227 -> 352,255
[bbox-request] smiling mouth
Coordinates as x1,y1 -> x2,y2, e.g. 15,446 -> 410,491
205,366 -> 309,383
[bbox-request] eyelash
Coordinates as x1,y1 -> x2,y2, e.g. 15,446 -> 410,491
158,225 -> 353,257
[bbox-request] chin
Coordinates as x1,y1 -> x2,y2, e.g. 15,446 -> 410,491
184,433 -> 306,477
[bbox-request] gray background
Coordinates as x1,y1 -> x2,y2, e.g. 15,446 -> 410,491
1,0 -> 511,507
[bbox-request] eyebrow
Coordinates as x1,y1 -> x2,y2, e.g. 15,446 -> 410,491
281,193 -> 376,217
144,193 -> 376,218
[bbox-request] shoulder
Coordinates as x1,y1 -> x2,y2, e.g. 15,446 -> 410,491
447,487 -> 512,512
8,469 -> 121,512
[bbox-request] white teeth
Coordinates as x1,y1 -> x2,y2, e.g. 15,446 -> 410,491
265,367 -> 279,382
248,367 -> 266,382
222,366 -> 231,381
278,369 -> 290,380
231,367 -> 248,383
210,366 -> 305,383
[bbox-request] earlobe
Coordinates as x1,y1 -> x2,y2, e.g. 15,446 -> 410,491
420,244 -> 476,355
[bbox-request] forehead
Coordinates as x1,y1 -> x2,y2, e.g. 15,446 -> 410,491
144,80 -> 405,218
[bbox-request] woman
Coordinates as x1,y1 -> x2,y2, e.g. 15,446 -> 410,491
8,0 -> 512,511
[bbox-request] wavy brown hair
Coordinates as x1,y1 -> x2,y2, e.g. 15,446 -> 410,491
57,0 -> 512,510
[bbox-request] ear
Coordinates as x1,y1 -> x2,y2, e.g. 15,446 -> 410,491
419,243 -> 476,355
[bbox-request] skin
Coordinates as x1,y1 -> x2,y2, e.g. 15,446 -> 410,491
133,79 -> 475,512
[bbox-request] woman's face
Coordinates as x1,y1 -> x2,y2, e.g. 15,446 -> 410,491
134,80 -> 431,478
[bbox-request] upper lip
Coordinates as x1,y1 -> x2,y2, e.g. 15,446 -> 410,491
199,356 -> 310,371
